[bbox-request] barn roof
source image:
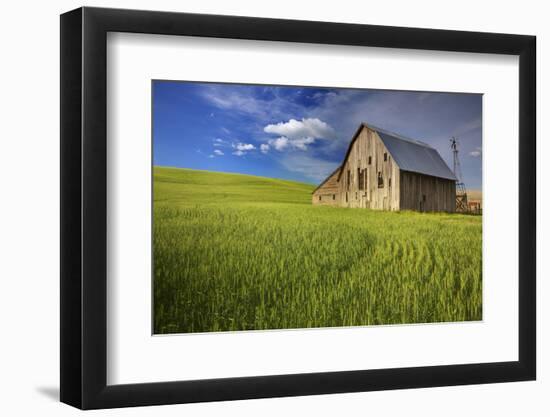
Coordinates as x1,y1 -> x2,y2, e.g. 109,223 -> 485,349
375,128 -> 457,181
333,123 -> 457,182
312,166 -> 341,193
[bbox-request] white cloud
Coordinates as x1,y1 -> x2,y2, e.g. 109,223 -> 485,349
310,91 -> 337,101
215,140 -> 257,156
213,138 -> 230,147
201,85 -> 304,121
208,154 -> 215,158
202,87 -> 275,119
214,139 -> 257,155
203,92 -> 264,117
260,144 -> 270,154
263,118 -> 335,152
267,135 -> 316,152
268,137 -> 289,151
233,142 -> 256,151
289,137 -> 315,151
469,147 -> 482,157
264,118 -> 335,140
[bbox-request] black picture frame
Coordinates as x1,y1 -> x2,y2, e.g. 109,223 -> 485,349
60,6 -> 536,410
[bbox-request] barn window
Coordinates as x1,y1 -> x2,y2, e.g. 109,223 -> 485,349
389,177 -> 392,188
318,195 -> 321,201
422,194 -> 426,202
346,192 -> 348,202
358,168 -> 365,190
377,171 -> 384,188
346,170 -> 351,190
332,194 -> 335,200
368,156 -> 372,165
384,152 -> 388,161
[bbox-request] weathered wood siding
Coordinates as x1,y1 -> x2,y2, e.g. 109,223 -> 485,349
399,171 -> 456,212
312,169 -> 340,206
337,127 -> 400,210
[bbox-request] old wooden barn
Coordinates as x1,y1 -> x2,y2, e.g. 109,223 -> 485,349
312,123 -> 457,212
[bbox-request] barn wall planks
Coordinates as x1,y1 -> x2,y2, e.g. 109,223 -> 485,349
313,126 -> 400,210
337,128 -> 400,210
311,169 -> 340,206
399,171 -> 456,212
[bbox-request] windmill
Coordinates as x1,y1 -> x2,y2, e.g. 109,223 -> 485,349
450,137 -> 468,212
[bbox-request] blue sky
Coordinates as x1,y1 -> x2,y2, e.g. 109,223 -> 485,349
153,81 -> 482,189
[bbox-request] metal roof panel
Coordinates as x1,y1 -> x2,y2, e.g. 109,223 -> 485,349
376,130 -> 457,181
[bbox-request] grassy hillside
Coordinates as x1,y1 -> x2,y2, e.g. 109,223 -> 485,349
154,166 -> 482,334
154,166 -> 315,206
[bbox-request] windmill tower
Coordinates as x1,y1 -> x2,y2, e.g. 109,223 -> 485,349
450,137 -> 468,212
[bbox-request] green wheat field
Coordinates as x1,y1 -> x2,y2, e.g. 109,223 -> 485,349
153,166 -> 482,334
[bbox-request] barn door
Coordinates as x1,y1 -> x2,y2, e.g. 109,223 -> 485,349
419,194 -> 426,212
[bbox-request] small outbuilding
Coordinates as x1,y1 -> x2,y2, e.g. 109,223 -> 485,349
312,123 -> 457,212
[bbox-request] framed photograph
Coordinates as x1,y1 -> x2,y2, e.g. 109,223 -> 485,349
60,6 -> 536,409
